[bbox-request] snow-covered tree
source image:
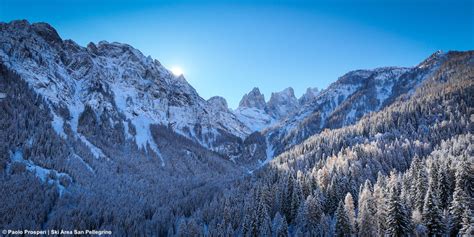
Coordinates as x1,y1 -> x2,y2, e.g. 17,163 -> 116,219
422,163 -> 444,236
450,157 -> 472,235
335,200 -> 351,237
344,192 -> 356,234
386,172 -> 411,236
358,180 -> 376,236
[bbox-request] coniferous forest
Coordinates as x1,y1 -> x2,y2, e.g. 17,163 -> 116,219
0,19 -> 472,236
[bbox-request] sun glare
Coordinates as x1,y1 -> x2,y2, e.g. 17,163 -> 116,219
171,66 -> 184,76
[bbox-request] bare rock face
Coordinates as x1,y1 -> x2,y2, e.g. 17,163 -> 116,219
299,87 -> 319,105
31,22 -> 62,45
266,87 -> 299,119
207,96 -> 229,113
238,87 -> 266,110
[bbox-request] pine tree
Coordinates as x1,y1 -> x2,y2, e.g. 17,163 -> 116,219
410,156 -> 428,213
253,189 -> 272,237
358,180 -> 376,236
223,197 -> 232,226
242,193 -> 258,237
437,164 -> 451,210
225,223 -> 234,237
441,209 -> 452,237
295,201 -> 307,232
344,192 -> 356,234
186,218 -> 201,236
413,161 -> 428,212
335,200 -> 351,237
460,208 -> 473,236
373,173 -> 388,236
422,162 -> 444,236
305,193 -> 323,230
290,178 -> 303,223
281,175 -> 293,221
386,172 -> 411,236
272,212 -> 289,237
259,209 -> 272,237
449,157 -> 471,235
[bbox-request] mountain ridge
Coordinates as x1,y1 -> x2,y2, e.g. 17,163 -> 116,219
0,19 -> 472,236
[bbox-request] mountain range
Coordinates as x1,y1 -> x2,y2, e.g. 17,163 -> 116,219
0,20 -> 472,236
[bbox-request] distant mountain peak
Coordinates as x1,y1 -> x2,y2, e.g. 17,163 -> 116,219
31,22 -> 62,44
208,96 -> 229,112
299,87 -> 319,105
266,87 -> 299,119
417,50 -> 446,69
238,87 -> 266,110
272,87 -> 295,98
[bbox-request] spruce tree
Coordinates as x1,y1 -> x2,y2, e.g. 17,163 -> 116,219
358,181 -> 377,236
460,208 -> 473,236
449,157 -> 471,235
259,209 -> 272,237
422,183 -> 444,235
344,192 -> 356,234
305,193 -> 323,230
373,173 -> 388,236
290,178 -> 303,223
414,162 -> 428,212
272,212 -> 289,237
386,172 -> 411,236
437,164 -> 451,210
335,200 -> 351,237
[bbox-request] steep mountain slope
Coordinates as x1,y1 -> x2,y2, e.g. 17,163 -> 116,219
263,51 -> 447,159
0,20 -> 248,235
0,20 -> 252,163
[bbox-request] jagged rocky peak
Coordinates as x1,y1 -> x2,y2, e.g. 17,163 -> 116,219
1,20 -> 62,46
31,22 -> 62,44
299,87 -> 319,105
207,96 -> 229,112
238,87 -> 266,110
417,50 -> 445,69
266,87 -> 299,119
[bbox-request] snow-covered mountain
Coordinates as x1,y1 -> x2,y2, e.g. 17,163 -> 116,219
262,51 -> 448,159
0,20 -> 452,170
298,87 -> 319,105
0,20 -> 252,163
238,87 -> 266,110
233,86 -> 316,133
1,19 -> 472,236
233,88 -> 273,132
266,87 -> 299,119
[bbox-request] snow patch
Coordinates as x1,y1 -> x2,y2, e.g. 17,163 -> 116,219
234,107 -> 274,132
9,149 -> 70,196
76,134 -> 106,160
72,154 -> 94,174
263,136 -> 275,165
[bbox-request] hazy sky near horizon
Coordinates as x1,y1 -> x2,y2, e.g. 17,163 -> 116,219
1,0 -> 473,108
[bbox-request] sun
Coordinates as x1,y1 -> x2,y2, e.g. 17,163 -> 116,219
171,66 -> 184,76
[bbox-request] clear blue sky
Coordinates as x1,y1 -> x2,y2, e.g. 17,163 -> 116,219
1,0 -> 473,108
